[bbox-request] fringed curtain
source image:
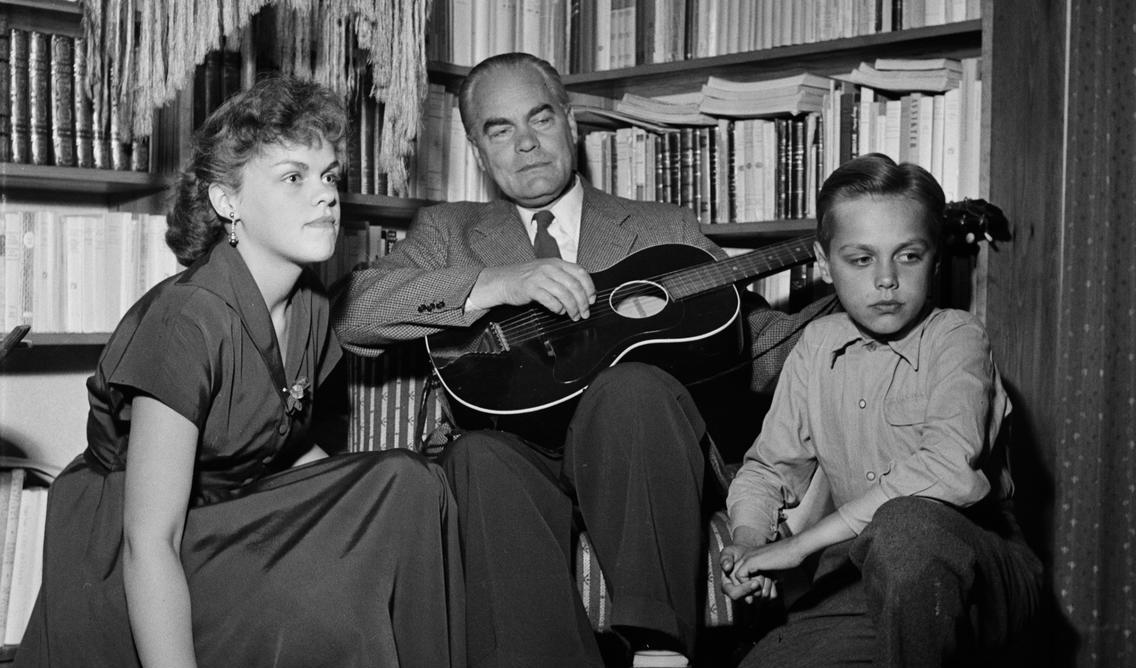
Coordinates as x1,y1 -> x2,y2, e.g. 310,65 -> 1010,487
80,0 -> 430,190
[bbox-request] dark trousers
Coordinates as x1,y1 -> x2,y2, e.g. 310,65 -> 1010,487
440,363 -> 708,668
741,496 -> 1044,668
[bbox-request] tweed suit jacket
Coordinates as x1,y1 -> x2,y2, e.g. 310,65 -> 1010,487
332,179 -> 838,392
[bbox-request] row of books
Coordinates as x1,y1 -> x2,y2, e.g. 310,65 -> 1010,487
1,211 -> 181,334
575,57 -> 981,222
582,116 -> 821,224
0,468 -> 47,649
429,0 -> 570,72
403,83 -> 499,203
0,25 -> 148,170
191,45 -> 246,130
313,223 -> 407,292
427,0 -> 981,72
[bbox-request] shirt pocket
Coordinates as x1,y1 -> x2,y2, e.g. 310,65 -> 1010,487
883,394 -> 927,427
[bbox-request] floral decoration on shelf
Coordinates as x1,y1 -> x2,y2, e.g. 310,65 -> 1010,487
943,198 -> 1012,255
284,376 -> 311,417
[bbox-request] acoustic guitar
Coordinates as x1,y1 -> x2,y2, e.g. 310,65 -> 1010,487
426,234 -> 817,418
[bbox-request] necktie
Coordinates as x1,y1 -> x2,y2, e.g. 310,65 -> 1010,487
532,210 -> 561,259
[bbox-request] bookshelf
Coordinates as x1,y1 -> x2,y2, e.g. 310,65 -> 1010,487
0,163 -> 169,197
561,20 -> 981,99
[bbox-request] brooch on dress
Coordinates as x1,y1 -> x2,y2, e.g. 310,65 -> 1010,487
284,376 -> 310,416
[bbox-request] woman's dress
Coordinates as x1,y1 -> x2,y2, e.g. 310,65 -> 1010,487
16,241 -> 464,667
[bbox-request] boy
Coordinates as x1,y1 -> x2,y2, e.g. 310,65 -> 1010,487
721,154 -> 1043,666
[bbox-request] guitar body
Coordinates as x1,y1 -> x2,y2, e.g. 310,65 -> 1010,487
427,244 -> 744,416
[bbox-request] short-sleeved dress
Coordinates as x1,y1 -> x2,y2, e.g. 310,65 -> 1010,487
15,241 -> 464,667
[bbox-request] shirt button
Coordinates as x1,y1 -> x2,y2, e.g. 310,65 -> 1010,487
866,471 -> 877,482
262,455 -> 273,464
278,422 -> 289,435
858,399 -> 867,409
242,477 -> 255,485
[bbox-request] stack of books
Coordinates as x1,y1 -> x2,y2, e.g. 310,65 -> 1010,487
1,23 -> 148,170
836,57 -> 963,92
0,464 -> 58,650
697,73 -> 833,118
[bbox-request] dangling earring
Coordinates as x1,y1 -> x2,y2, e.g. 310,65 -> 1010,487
228,211 -> 239,247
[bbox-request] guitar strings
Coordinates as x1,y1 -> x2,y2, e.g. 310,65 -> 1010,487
489,240 -> 812,344
490,241 -> 812,344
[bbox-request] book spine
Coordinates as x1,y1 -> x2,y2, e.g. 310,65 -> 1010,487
0,468 -> 25,634
27,31 -> 51,166
19,212 -> 35,326
679,127 -> 694,211
9,29 -> 30,164
71,38 -> 93,168
50,34 -> 75,167
790,116 -> 806,219
775,117 -> 790,219
131,135 -> 149,172
221,47 -> 242,103
690,127 -> 708,224
0,18 -> 10,162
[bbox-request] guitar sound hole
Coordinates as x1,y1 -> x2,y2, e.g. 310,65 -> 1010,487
610,281 -> 669,319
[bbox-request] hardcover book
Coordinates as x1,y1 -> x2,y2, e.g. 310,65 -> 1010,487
8,28 -> 29,164
27,31 -> 51,166
73,37 -> 94,167
50,34 -> 76,167
0,18 -> 10,162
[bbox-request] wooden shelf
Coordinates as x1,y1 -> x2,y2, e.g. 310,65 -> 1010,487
0,0 -> 82,36
702,219 -> 815,244
0,163 -> 170,198
562,21 -> 982,98
21,332 -> 108,346
0,0 -> 80,12
340,192 -> 437,221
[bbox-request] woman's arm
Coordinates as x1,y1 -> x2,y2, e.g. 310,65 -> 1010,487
122,396 -> 199,668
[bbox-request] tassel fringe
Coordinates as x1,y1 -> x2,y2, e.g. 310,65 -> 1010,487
81,0 -> 431,192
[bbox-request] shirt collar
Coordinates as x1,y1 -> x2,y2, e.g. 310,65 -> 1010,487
828,308 -> 938,371
514,175 -> 584,239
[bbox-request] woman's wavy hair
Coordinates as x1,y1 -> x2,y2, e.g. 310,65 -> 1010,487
815,152 -> 946,254
167,75 -> 348,266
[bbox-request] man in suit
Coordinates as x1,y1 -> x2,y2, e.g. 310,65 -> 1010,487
333,52 -> 837,668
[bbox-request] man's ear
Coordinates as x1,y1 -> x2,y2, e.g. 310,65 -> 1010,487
814,240 -> 833,284
207,183 -> 234,220
467,135 -> 487,172
566,105 -> 578,143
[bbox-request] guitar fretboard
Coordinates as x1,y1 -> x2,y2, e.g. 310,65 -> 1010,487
660,233 -> 816,300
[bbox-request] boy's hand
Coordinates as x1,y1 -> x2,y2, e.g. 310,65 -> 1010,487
720,544 -> 779,603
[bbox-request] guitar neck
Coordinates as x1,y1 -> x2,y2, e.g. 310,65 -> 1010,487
662,233 -> 817,300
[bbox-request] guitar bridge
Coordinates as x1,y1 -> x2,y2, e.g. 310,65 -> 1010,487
489,321 -> 510,352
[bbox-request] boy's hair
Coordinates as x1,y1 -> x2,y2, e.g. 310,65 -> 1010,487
458,52 -> 572,136
815,153 -> 946,252
168,75 -> 349,267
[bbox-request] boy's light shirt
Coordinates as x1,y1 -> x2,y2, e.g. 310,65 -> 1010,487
464,179 -> 583,312
727,307 -> 1013,541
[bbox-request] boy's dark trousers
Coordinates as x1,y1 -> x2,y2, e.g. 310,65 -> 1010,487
741,495 -> 1044,667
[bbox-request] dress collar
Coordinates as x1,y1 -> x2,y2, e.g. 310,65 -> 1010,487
177,240 -> 314,405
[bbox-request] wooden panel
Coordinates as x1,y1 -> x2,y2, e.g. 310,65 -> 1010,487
982,0 -> 1067,612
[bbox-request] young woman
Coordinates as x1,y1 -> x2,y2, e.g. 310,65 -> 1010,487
17,76 -> 464,668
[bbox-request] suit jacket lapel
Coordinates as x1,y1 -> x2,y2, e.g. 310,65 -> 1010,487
577,184 -> 638,272
470,200 -> 538,266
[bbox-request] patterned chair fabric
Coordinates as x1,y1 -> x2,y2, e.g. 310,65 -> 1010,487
344,346 -> 742,629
